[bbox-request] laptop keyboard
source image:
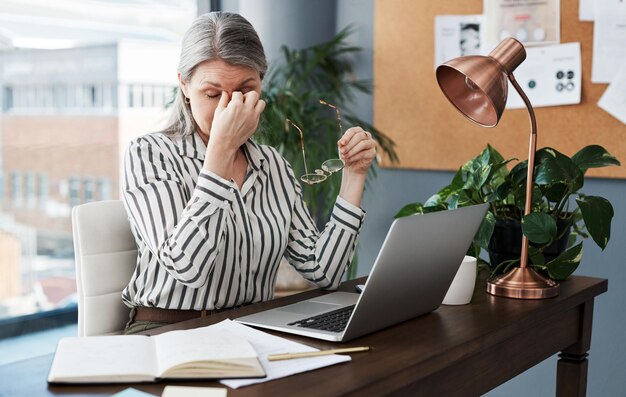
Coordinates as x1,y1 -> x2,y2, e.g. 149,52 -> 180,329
288,305 -> 355,333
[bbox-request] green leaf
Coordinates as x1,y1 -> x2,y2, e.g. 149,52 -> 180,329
479,146 -> 491,167
437,168 -> 463,200
494,180 -> 512,201
528,246 -> 545,266
487,158 -> 515,181
509,161 -> 528,186
541,182 -> 569,203
534,148 -> 583,187
514,185 -> 543,211
572,145 -> 621,173
487,144 -> 505,165
424,194 -> 444,207
473,211 -> 496,250
567,233 -> 577,248
394,203 -> 423,218
522,213 -> 557,244
477,164 -> 492,189
422,203 -> 448,213
544,243 -> 583,281
576,196 -> 614,250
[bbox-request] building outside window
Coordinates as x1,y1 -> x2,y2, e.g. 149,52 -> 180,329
68,177 -> 80,208
38,173 -> 48,210
3,86 -> 13,111
10,171 -> 22,208
98,177 -> 111,201
25,172 -> 36,208
83,178 -> 94,203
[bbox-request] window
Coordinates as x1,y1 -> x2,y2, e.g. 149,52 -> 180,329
128,84 -> 135,108
0,0 -> 196,348
38,174 -> 48,210
25,173 -> 36,208
11,172 -> 22,207
68,177 -> 80,207
142,85 -> 153,107
98,178 -> 111,201
3,86 -> 13,111
83,178 -> 95,203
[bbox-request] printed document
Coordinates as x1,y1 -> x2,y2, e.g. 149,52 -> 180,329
592,0 -> 626,83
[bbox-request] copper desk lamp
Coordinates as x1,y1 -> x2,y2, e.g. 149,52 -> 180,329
436,37 -> 559,299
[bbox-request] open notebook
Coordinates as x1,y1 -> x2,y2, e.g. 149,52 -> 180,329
47,327 -> 265,383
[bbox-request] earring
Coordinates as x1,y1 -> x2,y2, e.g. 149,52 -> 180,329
184,96 -> 190,105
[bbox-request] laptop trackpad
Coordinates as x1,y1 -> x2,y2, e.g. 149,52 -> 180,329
277,301 -> 341,315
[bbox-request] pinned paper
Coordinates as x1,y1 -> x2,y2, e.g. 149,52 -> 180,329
434,15 -> 486,68
483,0 -> 560,47
598,63 -> 626,125
507,43 -> 581,109
579,0 -> 594,21
592,0 -> 626,83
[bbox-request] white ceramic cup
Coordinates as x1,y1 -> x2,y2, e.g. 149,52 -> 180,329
442,255 -> 478,305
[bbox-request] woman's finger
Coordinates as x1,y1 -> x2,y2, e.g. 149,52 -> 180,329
345,147 -> 376,165
217,91 -> 229,110
338,127 -> 365,147
340,129 -> 370,155
230,91 -> 244,105
243,91 -> 260,108
255,98 -> 266,115
343,136 -> 376,160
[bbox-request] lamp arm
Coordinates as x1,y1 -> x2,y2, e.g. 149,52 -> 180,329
508,73 -> 537,269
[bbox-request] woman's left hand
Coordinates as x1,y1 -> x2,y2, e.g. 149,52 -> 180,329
338,127 -> 377,176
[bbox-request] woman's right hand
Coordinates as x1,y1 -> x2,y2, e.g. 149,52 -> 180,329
208,91 -> 266,154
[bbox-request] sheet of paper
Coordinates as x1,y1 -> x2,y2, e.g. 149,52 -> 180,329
112,389 -> 157,397
579,0 -> 594,21
506,42 -> 581,109
434,15 -> 486,68
162,386 -> 227,397
592,0 -> 626,83
598,63 -> 626,125
484,0 -> 560,47
210,320 -> 350,389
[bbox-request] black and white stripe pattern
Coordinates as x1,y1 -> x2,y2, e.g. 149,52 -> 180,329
121,131 -> 365,310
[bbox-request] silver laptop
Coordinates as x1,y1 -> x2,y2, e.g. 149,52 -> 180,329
236,203 -> 488,342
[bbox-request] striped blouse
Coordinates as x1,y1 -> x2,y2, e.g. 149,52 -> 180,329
121,131 -> 365,311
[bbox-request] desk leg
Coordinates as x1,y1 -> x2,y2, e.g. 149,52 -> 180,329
556,300 -> 594,397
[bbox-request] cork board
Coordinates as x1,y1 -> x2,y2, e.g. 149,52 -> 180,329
374,0 -> 625,178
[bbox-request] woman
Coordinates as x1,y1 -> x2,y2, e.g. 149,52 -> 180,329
122,12 -> 377,334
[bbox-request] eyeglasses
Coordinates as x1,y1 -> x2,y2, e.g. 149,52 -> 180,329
286,100 -> 345,185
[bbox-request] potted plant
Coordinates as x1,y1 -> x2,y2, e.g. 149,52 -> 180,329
395,144 -> 620,281
259,27 -> 397,223
258,27 -> 398,278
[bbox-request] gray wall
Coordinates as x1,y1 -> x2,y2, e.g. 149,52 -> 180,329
229,0 -> 626,395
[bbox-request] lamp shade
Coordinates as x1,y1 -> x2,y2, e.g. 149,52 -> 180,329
435,38 -> 527,128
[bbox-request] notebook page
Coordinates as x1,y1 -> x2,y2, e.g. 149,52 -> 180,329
48,335 -> 157,382
153,327 -> 258,376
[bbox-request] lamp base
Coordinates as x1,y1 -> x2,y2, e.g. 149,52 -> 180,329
487,267 -> 559,299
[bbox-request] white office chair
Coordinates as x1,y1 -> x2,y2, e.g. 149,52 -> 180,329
72,200 -> 137,336
71,200 -> 314,336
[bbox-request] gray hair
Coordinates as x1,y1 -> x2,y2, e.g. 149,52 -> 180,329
165,12 -> 268,137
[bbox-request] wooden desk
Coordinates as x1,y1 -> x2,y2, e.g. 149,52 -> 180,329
0,275 -> 607,397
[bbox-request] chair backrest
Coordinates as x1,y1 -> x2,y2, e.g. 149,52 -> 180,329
72,200 -> 137,336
